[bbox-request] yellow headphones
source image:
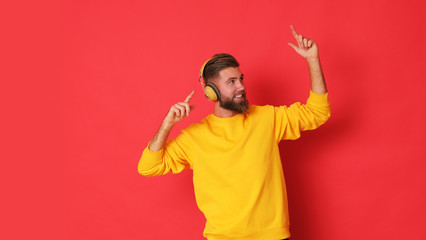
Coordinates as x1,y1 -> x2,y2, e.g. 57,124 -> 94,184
199,58 -> 221,102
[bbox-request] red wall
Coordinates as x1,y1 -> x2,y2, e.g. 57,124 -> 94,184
3,0 -> 426,239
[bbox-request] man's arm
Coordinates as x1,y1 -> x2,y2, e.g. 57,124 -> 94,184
288,25 -> 328,94
307,57 -> 327,94
138,91 -> 195,176
271,26 -> 330,142
148,91 -> 195,151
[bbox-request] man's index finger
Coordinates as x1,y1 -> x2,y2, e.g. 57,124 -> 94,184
290,25 -> 298,38
184,90 -> 195,103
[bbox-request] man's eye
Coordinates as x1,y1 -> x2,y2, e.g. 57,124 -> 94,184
240,77 -> 244,81
229,80 -> 234,84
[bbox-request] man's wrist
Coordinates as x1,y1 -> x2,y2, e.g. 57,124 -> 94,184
161,119 -> 175,130
306,56 -> 320,63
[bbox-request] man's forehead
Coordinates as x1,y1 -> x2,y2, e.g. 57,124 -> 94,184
218,67 -> 242,79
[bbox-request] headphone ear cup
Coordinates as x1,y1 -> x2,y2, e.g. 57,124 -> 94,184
204,83 -> 220,102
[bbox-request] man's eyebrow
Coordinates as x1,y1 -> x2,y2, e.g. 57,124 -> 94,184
227,74 -> 244,80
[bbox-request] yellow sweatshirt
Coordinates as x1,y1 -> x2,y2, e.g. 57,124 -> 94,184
138,91 -> 330,240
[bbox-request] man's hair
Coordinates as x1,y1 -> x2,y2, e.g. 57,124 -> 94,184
203,53 -> 239,83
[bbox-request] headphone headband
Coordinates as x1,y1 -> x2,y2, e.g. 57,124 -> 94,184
199,57 -> 213,79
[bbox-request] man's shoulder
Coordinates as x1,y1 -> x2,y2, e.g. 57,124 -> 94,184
247,104 -> 275,115
180,116 -> 211,134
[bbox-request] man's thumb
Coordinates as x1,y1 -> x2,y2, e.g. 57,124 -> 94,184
288,42 -> 298,51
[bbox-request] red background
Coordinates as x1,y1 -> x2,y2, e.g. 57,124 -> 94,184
2,0 -> 426,239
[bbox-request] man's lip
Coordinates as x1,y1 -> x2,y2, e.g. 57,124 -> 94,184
234,94 -> 246,99
235,92 -> 246,98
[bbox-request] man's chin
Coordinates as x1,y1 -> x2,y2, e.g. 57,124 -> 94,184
220,98 -> 249,114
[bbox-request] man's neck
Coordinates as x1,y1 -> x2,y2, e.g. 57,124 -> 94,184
213,103 -> 238,118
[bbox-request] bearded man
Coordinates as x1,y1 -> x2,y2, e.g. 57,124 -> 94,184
138,26 -> 330,240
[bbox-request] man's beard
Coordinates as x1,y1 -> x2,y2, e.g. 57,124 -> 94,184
219,92 -> 249,114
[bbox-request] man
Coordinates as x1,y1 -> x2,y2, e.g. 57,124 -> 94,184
138,26 -> 330,240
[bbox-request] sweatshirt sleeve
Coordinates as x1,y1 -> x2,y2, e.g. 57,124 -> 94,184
137,131 -> 193,177
273,90 -> 331,141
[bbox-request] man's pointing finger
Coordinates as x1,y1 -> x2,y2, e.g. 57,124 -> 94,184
290,25 -> 303,47
184,90 -> 195,103
290,25 -> 298,38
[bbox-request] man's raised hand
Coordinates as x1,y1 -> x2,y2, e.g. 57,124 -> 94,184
163,90 -> 196,126
288,25 -> 319,59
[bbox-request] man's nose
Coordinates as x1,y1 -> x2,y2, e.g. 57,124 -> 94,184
236,79 -> 245,91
